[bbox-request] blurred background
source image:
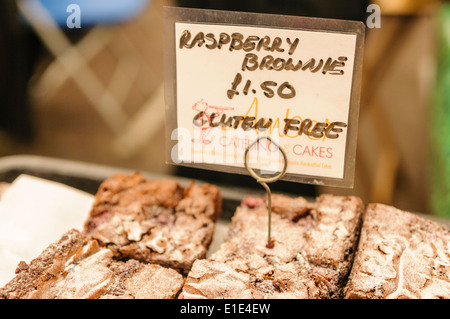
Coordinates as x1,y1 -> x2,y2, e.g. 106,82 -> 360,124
0,0 -> 448,217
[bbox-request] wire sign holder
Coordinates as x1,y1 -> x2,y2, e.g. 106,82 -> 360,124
244,136 -> 288,248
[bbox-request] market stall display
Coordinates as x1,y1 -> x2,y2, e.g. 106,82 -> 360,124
0,157 -> 448,299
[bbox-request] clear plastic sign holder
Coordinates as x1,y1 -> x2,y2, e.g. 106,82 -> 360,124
164,7 -> 365,188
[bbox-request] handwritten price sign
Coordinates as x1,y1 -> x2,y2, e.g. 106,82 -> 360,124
165,8 -> 364,187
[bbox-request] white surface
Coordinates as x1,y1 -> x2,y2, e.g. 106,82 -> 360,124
207,220 -> 228,259
175,22 -> 357,179
0,174 -> 95,287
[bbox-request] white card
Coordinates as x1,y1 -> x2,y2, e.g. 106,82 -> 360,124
0,175 -> 95,286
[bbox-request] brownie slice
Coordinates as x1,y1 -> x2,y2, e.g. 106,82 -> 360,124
0,229 -> 184,299
344,203 -> 450,299
179,193 -> 364,299
83,173 -> 222,275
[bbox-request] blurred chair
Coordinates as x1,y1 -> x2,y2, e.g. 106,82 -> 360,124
25,0 -> 149,25
16,0 -> 165,157
355,0 -> 437,207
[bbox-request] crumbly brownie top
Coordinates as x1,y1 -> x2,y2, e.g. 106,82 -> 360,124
102,260 -> 184,299
180,193 -> 364,299
83,173 -> 222,274
344,203 -> 450,299
0,229 -> 184,299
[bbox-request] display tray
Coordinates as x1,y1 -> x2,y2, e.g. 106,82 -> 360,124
0,154 -> 449,290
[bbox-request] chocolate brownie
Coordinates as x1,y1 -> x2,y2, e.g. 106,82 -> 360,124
344,203 -> 450,299
179,193 -> 364,299
0,229 -> 184,299
83,173 -> 222,275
